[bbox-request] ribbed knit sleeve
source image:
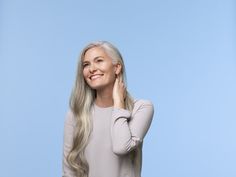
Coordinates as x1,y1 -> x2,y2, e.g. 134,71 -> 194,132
111,100 -> 154,155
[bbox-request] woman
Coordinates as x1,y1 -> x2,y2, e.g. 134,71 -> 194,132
63,41 -> 154,177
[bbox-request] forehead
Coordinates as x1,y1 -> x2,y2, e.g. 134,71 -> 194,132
83,47 -> 108,61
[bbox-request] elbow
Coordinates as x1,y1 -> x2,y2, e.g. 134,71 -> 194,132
112,144 -> 129,155
112,138 -> 141,155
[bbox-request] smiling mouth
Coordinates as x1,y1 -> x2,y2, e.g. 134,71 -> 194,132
89,74 -> 104,80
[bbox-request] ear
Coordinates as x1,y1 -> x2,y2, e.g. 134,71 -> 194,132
114,63 -> 122,75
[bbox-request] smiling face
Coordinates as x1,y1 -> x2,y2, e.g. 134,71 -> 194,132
82,47 -> 121,91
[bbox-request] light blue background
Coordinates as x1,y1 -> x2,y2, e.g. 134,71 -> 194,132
1,0 -> 235,177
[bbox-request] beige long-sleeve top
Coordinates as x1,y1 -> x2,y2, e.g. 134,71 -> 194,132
63,99 -> 154,177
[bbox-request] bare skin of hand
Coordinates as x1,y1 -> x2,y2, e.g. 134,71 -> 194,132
113,75 -> 126,109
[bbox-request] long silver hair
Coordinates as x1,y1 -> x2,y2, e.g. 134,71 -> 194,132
67,41 -> 141,177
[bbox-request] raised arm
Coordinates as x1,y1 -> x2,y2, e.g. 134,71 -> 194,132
111,100 -> 154,155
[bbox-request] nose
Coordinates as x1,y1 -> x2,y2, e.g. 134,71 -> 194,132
89,63 -> 97,73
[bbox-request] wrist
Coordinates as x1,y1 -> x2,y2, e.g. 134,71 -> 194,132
113,100 -> 125,109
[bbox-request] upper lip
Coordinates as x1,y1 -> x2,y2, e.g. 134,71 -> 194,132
89,74 -> 103,79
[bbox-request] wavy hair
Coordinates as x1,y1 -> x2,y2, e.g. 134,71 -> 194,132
67,41 -> 140,177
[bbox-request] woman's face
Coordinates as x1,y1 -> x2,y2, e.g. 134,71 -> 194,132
82,47 -> 120,91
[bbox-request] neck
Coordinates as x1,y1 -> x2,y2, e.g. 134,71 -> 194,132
95,86 -> 113,107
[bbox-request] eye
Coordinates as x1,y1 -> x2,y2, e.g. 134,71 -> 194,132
83,62 -> 89,68
95,57 -> 103,62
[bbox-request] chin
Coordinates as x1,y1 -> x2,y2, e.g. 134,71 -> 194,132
88,84 -> 105,90
88,82 -> 113,91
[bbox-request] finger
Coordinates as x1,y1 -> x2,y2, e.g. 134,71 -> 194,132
115,74 -> 119,81
114,77 -> 119,85
118,74 -> 123,83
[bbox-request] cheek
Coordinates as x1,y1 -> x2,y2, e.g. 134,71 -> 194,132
105,63 -> 116,74
82,69 -> 88,79
108,70 -> 116,81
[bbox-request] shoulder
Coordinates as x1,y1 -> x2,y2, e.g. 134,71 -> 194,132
134,99 -> 153,107
132,99 -> 154,115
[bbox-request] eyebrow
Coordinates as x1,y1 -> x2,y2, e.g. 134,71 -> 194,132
83,56 -> 104,63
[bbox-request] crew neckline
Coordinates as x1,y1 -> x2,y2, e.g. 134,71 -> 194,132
94,103 -> 113,109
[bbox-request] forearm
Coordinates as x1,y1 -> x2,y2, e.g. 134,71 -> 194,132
111,100 -> 154,155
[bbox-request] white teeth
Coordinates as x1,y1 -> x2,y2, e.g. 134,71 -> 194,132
90,75 -> 102,80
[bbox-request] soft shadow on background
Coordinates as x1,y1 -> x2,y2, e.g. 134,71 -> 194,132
1,0 -> 235,177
